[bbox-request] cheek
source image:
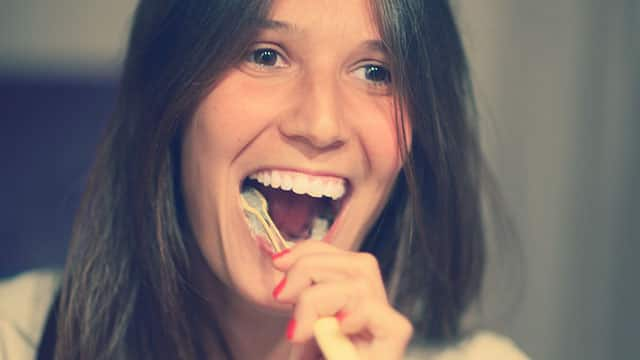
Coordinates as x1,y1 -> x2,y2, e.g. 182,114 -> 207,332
193,87 -> 253,155
354,98 -> 409,179
193,72 -> 289,156
369,129 -> 401,173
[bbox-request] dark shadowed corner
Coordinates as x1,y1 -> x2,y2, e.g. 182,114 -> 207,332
0,75 -> 118,277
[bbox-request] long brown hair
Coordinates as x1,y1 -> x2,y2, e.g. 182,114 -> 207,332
55,0 -> 492,358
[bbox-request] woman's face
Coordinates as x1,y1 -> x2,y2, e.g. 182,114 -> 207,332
182,0 -> 409,310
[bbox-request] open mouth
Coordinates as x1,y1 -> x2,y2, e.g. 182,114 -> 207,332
240,169 -> 349,247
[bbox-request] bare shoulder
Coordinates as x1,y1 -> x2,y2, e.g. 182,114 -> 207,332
406,331 -> 529,360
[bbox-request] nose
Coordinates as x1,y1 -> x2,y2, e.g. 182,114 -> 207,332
278,74 -> 347,153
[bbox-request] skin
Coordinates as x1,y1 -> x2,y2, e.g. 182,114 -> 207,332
181,0 -> 413,358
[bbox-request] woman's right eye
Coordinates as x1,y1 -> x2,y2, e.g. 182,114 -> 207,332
245,47 -> 288,68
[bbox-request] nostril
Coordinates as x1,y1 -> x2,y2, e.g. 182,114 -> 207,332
278,112 -> 346,152
278,83 -> 347,151
287,132 -> 345,151
278,133 -> 345,160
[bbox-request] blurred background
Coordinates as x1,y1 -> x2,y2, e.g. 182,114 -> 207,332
0,1 -> 637,359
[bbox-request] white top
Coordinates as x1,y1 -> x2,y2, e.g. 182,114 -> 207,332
0,270 -> 528,359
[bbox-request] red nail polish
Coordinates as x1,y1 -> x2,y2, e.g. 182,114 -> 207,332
272,277 -> 287,299
271,249 -> 291,260
286,319 -> 296,340
336,310 -> 347,322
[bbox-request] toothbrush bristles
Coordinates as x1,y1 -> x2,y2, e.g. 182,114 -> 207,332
241,186 -> 291,253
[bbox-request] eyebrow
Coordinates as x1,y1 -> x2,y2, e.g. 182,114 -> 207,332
252,19 -> 390,56
253,19 -> 304,34
361,39 -> 390,56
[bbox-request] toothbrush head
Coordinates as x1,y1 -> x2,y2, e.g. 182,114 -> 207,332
240,185 -> 290,253
241,186 -> 268,212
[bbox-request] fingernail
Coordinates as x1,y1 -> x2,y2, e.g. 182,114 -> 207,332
272,277 -> 287,299
336,310 -> 347,322
286,319 -> 296,340
271,249 -> 291,260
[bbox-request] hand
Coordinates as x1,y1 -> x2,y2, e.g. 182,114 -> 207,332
271,241 -> 413,360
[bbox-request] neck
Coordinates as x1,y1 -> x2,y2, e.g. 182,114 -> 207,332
194,258 -> 291,360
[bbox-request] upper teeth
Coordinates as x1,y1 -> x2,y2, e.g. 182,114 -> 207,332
248,169 -> 347,200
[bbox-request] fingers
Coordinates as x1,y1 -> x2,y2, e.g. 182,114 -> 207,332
272,266 -> 347,304
272,240 -> 341,269
272,242 -> 387,301
339,300 -> 413,346
273,241 -> 413,359
285,279 -> 412,344
286,280 -> 359,343
284,279 -> 412,359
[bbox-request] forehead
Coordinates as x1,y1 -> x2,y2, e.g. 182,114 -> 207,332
267,0 -> 381,40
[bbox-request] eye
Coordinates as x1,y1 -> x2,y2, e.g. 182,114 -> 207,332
354,64 -> 392,86
245,47 -> 288,68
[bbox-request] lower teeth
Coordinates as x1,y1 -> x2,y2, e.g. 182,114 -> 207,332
310,217 -> 330,240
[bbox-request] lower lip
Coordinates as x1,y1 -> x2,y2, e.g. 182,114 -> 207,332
256,235 -> 277,256
323,189 -> 351,245
323,207 -> 345,245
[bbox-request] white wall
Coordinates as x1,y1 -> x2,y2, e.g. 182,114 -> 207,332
458,1 -> 639,358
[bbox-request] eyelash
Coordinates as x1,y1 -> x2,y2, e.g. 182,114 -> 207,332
352,64 -> 392,86
244,46 -> 392,87
245,47 -> 289,68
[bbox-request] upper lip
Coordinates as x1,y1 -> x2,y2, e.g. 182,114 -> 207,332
242,166 -> 351,184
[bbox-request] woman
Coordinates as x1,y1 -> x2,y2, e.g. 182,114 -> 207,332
0,0 -> 527,359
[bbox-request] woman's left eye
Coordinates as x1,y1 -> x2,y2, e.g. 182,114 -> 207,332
246,47 -> 288,68
354,64 -> 392,86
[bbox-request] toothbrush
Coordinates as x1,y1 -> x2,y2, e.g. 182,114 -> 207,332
240,186 -> 290,253
241,186 -> 360,360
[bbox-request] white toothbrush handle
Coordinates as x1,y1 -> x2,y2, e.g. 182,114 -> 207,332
313,317 -> 359,360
